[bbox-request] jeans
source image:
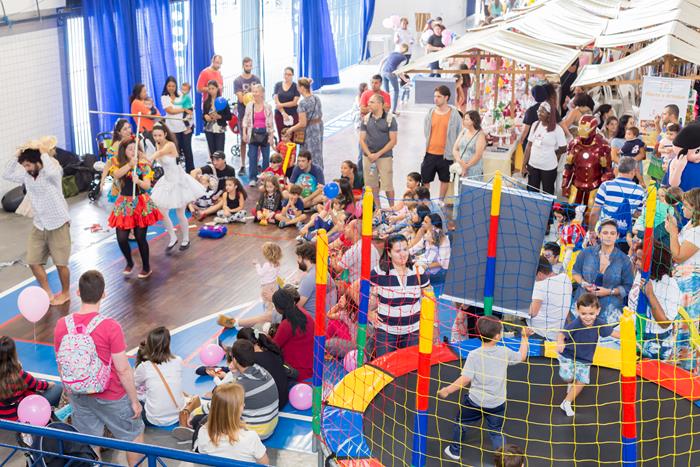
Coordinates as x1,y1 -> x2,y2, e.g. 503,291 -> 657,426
429,61 -> 440,78
449,395 -> 505,453
247,142 -> 270,181
382,72 -> 399,113
205,131 -> 225,156
175,131 -> 194,173
41,382 -> 63,407
374,328 -> 419,357
526,165 -> 557,195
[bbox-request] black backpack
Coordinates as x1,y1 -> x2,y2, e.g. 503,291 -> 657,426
18,421 -> 98,467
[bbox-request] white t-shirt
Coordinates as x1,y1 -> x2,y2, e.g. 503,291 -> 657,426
628,273 -> 680,335
194,427 -> 266,462
394,28 -> 414,53
679,223 -> 700,268
134,357 -> 184,426
527,122 -> 567,171
528,273 -> 572,341
160,95 -> 187,133
339,242 -> 379,283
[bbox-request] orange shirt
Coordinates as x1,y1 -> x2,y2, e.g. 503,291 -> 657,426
427,109 -> 451,155
130,100 -> 160,132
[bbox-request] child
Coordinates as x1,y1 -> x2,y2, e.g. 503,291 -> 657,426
193,382 -> 269,463
542,242 -> 564,274
176,82 -> 194,131
631,185 -> 683,247
658,123 -> 680,165
213,177 -> 248,224
255,174 -> 283,225
254,242 -> 282,320
620,126 -> 646,187
298,198 -> 344,242
189,174 -> 218,215
260,153 -> 285,188
553,204 -> 586,277
439,317 -> 530,460
376,189 -> 416,237
556,293 -> 616,416
494,444 -> 526,467
275,184 -> 306,228
276,128 -> 296,178
406,171 -> 422,191
415,186 -> 446,226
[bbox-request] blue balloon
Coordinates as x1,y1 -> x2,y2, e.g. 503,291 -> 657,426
323,182 -> 340,199
214,97 -> 228,112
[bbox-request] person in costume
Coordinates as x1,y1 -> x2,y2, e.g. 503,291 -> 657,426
562,115 -> 614,208
149,123 -> 205,251
108,138 -> 162,278
100,119 -> 133,203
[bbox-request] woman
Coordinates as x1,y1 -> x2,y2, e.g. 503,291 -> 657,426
193,383 -> 269,464
130,84 -> 161,141
287,78 -> 324,170
0,336 -> 62,421
150,123 -> 204,250
665,188 -> 700,371
273,67 -> 300,140
243,84 -> 275,186
601,116 -> 619,143
561,92 -> 595,138
521,102 -> 567,195
627,243 -> 681,361
161,76 -> 195,173
100,119 -> 133,201
108,139 -> 162,278
271,288 -> 314,380
572,219 -> 634,324
202,80 -> 232,156
594,104 -> 615,131
452,110 -> 486,178
340,160 -> 363,192
455,65 -> 471,114
610,115 -> 635,164
134,327 -> 184,427
370,234 -> 431,357
236,328 -> 289,408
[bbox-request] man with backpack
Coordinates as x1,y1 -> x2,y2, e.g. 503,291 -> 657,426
360,93 -> 398,207
53,270 -> 144,466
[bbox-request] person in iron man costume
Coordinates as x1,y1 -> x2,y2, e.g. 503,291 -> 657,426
561,115 -> 614,206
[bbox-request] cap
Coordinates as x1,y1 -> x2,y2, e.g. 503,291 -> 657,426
211,151 -> 226,160
531,85 -> 548,103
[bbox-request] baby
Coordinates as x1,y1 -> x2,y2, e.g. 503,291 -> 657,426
658,123 -> 680,166
175,82 -> 194,131
188,174 -> 218,214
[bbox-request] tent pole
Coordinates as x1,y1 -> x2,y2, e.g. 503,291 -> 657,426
525,66 -> 530,96
511,64 -> 516,110
475,52 -> 482,109
494,57 -> 501,109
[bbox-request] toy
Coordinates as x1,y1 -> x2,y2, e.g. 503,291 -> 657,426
198,225 -> 227,239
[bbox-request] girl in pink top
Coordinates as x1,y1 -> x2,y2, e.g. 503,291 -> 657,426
234,242 -> 282,330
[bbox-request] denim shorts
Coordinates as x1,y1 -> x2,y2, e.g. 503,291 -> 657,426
558,354 -> 591,385
70,394 -> 144,441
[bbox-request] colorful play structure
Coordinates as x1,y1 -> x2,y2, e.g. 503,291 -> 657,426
312,176 -> 700,466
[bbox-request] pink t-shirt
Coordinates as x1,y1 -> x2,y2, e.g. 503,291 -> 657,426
54,312 -> 127,400
253,109 -> 266,129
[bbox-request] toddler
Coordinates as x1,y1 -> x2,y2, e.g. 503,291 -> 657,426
620,126 -> 646,186
557,293 -> 617,416
439,317 -> 530,460
376,189 -> 416,238
298,198 -> 345,242
658,123 -> 680,167
255,175 -> 283,225
176,82 -> 194,131
275,184 -> 307,228
189,174 -> 218,214
213,177 -> 248,224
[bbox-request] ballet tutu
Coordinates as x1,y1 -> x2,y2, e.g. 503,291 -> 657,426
108,194 -> 163,229
151,172 -> 206,210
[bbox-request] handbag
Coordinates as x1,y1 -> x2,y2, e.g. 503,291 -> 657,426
250,128 -> 269,146
293,95 -> 320,145
152,362 -> 191,427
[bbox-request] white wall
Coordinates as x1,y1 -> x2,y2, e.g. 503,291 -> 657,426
0,21 -> 68,196
368,0 -> 467,40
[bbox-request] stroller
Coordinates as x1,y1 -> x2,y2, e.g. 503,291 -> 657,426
16,421 -> 98,467
87,132 -> 113,202
228,112 -> 241,161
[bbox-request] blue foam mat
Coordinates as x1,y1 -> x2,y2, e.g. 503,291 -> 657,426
322,406 -> 372,458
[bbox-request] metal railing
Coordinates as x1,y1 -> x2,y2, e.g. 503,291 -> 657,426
0,420 -> 260,466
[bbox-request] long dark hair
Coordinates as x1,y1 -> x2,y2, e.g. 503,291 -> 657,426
378,234 -> 414,274
594,104 -> 612,129
466,110 -> 482,131
161,76 -> 180,98
205,79 -> 221,101
152,123 -> 178,149
236,327 -> 282,356
272,289 -> 308,335
615,115 -> 633,139
116,138 -> 135,168
0,337 -> 25,399
112,119 -> 130,143
130,83 -> 146,104
224,176 -> 248,200
143,327 -> 175,365
335,178 -> 354,208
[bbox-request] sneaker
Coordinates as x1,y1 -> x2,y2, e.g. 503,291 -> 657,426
278,221 -> 287,229
137,269 -> 152,279
295,235 -> 304,243
560,400 -> 575,417
172,426 -> 194,442
295,221 -> 305,229
444,445 -> 460,461
122,265 -> 134,275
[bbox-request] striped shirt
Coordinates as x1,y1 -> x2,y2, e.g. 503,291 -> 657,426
231,365 -> 279,439
0,371 -> 49,421
370,266 -> 430,335
594,177 -> 645,236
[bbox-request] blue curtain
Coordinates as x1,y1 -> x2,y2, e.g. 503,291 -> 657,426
83,0 -> 141,134
187,0 -> 215,135
297,0 -> 339,90
360,0 -> 375,61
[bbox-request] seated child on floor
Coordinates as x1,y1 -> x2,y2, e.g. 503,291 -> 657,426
212,177 -> 248,224
375,189 -> 416,238
275,184 -> 306,228
260,153 -> 286,188
298,198 -> 346,241
188,174 -> 218,215
254,174 -> 283,225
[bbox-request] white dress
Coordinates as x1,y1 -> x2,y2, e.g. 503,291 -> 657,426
151,155 -> 205,210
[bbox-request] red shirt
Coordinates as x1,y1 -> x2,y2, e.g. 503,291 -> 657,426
273,307 -> 314,380
262,165 -> 286,187
197,68 -> 224,96
276,141 -> 297,169
54,312 -> 127,400
0,371 -> 49,421
360,90 -> 391,110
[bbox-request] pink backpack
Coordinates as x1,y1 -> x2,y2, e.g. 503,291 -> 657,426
56,315 -> 111,394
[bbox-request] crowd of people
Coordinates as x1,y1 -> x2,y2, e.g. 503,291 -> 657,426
2,26 -> 700,466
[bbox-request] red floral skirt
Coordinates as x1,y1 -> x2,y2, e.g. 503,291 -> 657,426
108,194 -> 163,230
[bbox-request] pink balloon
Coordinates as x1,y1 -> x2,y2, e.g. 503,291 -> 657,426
289,383 -> 312,410
442,30 -> 452,46
199,344 -> 225,367
17,395 -> 51,426
344,350 -> 359,372
17,286 -> 50,323
391,15 -> 401,28
382,17 -> 393,29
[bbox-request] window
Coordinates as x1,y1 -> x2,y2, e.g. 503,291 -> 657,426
65,15 -> 92,155
327,0 -> 362,70
211,0 -> 243,99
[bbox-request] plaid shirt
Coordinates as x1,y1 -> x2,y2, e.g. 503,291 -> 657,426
3,154 -> 70,230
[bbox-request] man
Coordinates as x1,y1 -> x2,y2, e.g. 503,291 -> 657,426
296,241 -> 337,317
422,86 -> 463,200
196,54 -> 223,98
234,57 -> 261,172
4,146 -> 71,306
289,151 -> 325,207
655,104 -> 681,133
425,22 -> 445,77
53,271 -> 143,466
359,75 -> 391,116
589,156 -> 645,253
332,219 -> 380,284
360,94 -> 398,206
381,44 -> 410,114
528,256 -> 572,341
190,150 -> 236,200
